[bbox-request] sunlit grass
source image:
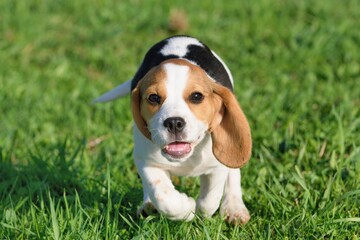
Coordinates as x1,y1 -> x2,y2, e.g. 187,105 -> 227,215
1,0 -> 359,238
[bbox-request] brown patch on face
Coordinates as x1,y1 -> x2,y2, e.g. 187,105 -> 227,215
131,65 -> 168,139
139,66 -> 168,124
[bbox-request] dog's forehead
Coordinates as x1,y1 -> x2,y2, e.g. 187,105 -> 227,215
141,59 -> 208,95
161,62 -> 190,109
162,58 -> 204,75
161,60 -> 204,98
163,61 -> 190,91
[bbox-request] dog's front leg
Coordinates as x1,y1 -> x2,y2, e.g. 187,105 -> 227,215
138,166 -> 196,221
196,166 -> 228,217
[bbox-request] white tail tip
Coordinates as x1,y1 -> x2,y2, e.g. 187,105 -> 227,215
92,80 -> 132,103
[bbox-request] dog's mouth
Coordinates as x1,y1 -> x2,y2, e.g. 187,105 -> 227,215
162,142 -> 192,159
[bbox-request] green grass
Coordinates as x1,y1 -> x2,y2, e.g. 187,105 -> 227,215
1,0 -> 359,238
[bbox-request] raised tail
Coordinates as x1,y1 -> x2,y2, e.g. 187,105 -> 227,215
92,79 -> 132,103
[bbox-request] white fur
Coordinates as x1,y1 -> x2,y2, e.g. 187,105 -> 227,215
160,36 -> 203,58
134,63 -> 250,223
92,79 -> 131,103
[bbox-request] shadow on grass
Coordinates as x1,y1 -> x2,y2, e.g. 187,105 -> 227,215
0,139 -> 143,226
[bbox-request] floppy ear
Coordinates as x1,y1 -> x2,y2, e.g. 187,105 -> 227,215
209,83 -> 252,168
131,81 -> 151,139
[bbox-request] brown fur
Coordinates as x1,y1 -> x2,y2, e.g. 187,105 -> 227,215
209,82 -> 252,168
182,62 -> 218,124
131,83 -> 151,139
131,66 -> 167,139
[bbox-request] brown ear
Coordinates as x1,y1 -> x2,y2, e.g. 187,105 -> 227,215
209,83 -> 252,168
131,82 -> 151,139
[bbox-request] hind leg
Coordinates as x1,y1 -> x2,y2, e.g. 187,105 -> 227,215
220,169 -> 250,224
196,166 -> 228,217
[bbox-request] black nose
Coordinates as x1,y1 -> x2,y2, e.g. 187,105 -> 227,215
163,117 -> 186,134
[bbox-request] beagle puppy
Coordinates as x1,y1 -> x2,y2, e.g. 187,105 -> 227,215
94,36 -> 252,224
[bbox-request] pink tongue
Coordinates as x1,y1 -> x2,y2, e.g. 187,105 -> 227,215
164,142 -> 191,158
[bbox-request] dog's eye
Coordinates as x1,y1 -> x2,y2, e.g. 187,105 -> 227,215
189,92 -> 204,104
147,94 -> 161,104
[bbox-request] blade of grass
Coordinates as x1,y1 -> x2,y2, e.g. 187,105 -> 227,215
49,194 -> 60,240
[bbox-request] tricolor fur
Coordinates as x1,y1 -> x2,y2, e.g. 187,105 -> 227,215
94,36 -> 252,224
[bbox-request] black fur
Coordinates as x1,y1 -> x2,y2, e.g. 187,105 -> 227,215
130,36 -> 233,91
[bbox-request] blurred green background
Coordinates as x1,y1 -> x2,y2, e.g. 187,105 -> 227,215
0,0 -> 359,239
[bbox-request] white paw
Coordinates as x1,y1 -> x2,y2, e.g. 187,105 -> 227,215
173,196 -> 196,221
155,193 -> 196,221
220,197 -> 250,225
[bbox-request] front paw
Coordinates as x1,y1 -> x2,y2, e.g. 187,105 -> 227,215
157,194 -> 196,221
220,197 -> 250,225
168,195 -> 196,221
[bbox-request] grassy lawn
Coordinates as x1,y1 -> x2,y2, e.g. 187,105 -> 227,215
1,0 -> 359,239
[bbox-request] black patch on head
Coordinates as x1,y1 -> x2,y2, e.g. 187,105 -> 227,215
130,38 -> 176,90
183,44 -> 233,90
131,36 -> 233,91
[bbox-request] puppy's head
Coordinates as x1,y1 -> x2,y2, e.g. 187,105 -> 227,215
132,59 -> 251,168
